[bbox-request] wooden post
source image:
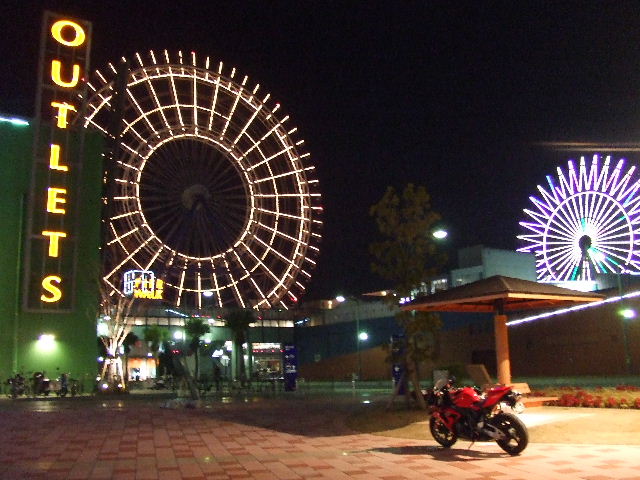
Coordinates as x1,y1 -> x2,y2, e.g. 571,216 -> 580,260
494,313 -> 511,385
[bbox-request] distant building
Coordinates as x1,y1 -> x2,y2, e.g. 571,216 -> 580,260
408,245 -> 536,300
297,244 -> 640,381
450,245 -> 537,286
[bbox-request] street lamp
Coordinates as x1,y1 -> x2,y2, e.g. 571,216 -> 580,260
620,307 -> 636,375
432,229 -> 448,240
336,295 -> 364,380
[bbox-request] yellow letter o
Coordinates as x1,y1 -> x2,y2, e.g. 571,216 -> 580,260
51,20 -> 86,47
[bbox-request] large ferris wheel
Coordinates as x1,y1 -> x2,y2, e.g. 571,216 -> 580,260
518,155 -> 640,282
83,50 -> 322,309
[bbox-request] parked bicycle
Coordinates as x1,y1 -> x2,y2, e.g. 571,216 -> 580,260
6,373 -> 28,398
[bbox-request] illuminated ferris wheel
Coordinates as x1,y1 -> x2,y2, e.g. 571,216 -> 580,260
83,50 -> 322,309
518,155 -> 640,282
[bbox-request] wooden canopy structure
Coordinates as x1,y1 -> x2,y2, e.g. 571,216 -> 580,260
402,275 -> 604,385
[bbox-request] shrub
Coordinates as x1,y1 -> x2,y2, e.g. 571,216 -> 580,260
634,398 -> 640,409
559,394 -> 579,407
615,385 -> 640,392
581,394 -> 595,407
606,397 -> 620,408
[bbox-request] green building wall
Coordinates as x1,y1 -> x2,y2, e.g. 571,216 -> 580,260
0,120 -> 103,389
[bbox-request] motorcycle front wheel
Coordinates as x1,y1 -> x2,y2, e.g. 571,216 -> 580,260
429,415 -> 457,448
491,412 -> 528,455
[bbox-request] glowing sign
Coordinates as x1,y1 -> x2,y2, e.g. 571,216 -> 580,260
123,270 -> 164,300
41,276 -> 63,303
22,12 -> 92,311
50,19 -> 86,46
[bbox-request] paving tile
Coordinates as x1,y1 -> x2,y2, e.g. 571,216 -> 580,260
3,397 -> 640,480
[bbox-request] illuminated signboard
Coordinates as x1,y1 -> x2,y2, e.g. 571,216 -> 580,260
123,270 -> 164,300
22,12 -> 92,311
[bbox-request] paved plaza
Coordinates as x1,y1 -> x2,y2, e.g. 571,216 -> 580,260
1,393 -> 640,479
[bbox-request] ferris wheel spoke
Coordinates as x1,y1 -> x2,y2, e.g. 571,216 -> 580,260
545,246 -> 576,268
598,225 -> 631,244
544,245 -> 577,266
148,152 -> 183,183
140,70 -> 172,133
544,223 -> 577,242
566,197 -> 584,232
553,203 -> 581,235
591,192 -> 608,226
597,226 -> 632,247
596,248 -> 628,271
555,255 -> 579,281
541,241 -> 574,252
207,164 -> 244,191
596,200 -> 624,231
203,207 -> 246,247
595,213 -> 625,238
546,220 -> 576,243
126,88 -> 158,137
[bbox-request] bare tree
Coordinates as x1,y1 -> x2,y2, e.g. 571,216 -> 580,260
98,287 -> 135,390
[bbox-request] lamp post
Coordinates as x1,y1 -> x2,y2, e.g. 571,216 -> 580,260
612,262 -> 635,375
620,308 -> 635,375
336,295 -> 365,380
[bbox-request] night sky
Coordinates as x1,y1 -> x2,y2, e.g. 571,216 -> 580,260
3,1 -> 640,300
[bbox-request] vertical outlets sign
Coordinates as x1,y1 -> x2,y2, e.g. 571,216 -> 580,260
22,12 -> 92,311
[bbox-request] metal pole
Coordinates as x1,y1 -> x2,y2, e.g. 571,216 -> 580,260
356,306 -> 361,380
622,319 -> 632,375
618,271 -> 632,374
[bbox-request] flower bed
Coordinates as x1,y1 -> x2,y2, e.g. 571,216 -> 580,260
532,385 -> 640,409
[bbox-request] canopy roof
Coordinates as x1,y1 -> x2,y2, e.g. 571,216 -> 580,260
402,275 -> 604,313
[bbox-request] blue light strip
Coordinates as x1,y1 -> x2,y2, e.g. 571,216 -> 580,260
507,289 -> 640,327
0,115 -> 29,126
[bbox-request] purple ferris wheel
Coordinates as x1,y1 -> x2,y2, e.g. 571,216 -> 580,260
518,155 -> 640,282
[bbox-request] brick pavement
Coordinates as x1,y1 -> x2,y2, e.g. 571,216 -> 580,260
1,396 -> 639,479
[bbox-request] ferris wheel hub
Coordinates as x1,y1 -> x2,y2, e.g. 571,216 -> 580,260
578,234 -> 592,252
181,184 -> 211,211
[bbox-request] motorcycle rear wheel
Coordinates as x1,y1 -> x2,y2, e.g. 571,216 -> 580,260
491,412 -> 528,455
429,415 -> 457,448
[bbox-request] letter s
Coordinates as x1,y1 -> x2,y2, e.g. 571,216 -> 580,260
41,275 -> 63,303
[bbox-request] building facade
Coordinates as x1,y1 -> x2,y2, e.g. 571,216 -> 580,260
0,119 -> 104,388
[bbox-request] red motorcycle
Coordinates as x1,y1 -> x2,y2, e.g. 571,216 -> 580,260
427,377 -> 529,455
